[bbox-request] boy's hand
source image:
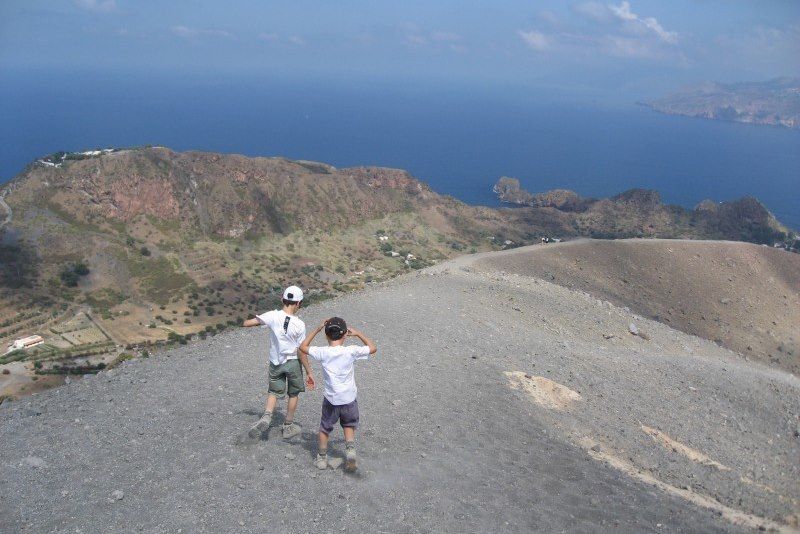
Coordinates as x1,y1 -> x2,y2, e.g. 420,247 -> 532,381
345,327 -> 360,337
306,374 -> 316,390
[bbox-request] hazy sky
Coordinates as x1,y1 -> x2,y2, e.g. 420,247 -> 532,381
1,1 -> 799,95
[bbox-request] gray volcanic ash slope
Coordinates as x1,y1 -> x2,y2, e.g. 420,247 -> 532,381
476,238 -> 800,375
1,240 -> 798,533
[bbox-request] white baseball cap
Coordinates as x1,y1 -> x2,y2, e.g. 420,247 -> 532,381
282,285 -> 304,302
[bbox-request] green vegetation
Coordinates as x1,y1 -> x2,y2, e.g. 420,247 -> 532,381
126,254 -> 193,304
0,244 -> 39,289
146,214 -> 181,233
0,349 -> 26,365
59,262 -> 90,287
83,288 -> 127,311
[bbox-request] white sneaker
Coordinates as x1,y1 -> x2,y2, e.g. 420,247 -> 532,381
282,423 -> 301,439
314,453 -> 328,470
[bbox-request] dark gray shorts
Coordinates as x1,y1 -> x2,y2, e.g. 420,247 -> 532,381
319,398 -> 359,434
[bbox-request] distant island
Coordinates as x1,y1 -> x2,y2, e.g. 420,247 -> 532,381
643,77 -> 800,129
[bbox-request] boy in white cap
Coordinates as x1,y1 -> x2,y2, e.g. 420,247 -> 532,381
242,285 -> 315,439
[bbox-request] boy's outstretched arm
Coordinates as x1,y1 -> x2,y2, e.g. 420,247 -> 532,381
347,328 -> 377,355
242,317 -> 261,327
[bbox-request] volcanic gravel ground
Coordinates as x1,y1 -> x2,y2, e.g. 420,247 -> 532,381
2,244 -> 798,533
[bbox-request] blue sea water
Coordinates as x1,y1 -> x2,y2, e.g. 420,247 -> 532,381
1,69 -> 798,228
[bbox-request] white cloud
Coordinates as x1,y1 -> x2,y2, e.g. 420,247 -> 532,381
573,2 -> 610,22
257,33 -> 306,46
258,32 -> 279,43
401,27 -> 465,49
603,35 -> 654,58
405,33 -> 428,46
431,32 -> 461,42
518,30 -> 550,51
171,26 -> 233,39
609,1 -> 677,44
74,0 -> 116,13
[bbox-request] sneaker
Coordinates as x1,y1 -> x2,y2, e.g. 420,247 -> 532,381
314,453 -> 328,470
247,413 -> 272,439
282,422 -> 301,439
344,447 -> 357,472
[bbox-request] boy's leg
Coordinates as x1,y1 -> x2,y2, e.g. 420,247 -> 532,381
249,363 -> 285,438
282,360 -> 305,439
265,394 -> 278,415
340,400 -> 359,472
285,395 -> 299,422
282,395 -> 301,438
315,431 -> 330,470
318,431 -> 330,454
249,396 -> 275,438
316,399 -> 336,469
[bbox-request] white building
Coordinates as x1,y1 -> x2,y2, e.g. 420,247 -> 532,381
9,335 -> 44,351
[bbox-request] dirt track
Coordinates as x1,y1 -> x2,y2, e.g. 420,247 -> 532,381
1,240 -> 798,533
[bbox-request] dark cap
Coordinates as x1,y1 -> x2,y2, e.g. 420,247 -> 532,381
324,317 -> 347,340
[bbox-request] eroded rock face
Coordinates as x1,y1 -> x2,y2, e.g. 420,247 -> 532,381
347,167 -> 432,198
109,177 -> 181,221
9,149 -> 441,238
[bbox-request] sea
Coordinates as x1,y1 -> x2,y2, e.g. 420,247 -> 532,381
1,69 -> 798,229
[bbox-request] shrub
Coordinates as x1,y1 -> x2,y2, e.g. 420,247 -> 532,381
59,269 -> 79,287
140,246 -> 151,256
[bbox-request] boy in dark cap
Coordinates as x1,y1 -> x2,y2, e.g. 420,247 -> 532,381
298,317 -> 377,472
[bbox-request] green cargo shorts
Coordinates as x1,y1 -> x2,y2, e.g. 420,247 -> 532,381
268,359 -> 305,398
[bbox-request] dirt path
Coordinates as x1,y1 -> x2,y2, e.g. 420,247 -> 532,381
0,194 -> 11,229
1,242 -> 798,532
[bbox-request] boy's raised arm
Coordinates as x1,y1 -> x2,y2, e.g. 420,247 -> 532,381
347,328 -> 377,355
298,322 -> 325,356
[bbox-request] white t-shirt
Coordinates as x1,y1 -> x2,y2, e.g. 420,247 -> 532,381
256,310 -> 306,365
307,345 -> 371,405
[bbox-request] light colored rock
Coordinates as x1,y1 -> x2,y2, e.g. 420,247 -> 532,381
22,456 -> 46,469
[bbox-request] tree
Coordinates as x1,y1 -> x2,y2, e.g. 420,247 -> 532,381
74,262 -> 90,276
59,269 -> 79,287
